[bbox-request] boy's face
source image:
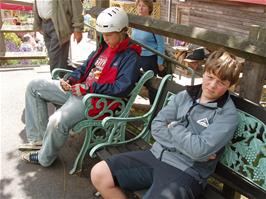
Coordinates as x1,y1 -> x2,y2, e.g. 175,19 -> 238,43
102,32 -> 121,48
201,72 -> 231,102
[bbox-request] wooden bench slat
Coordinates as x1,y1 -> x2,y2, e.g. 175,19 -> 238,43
125,141 -> 142,151
134,139 -> 151,150
117,145 -> 130,154
96,148 -> 113,160
107,147 -> 121,156
200,185 -> 226,199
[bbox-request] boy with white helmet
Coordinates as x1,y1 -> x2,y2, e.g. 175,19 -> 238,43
20,7 -> 141,167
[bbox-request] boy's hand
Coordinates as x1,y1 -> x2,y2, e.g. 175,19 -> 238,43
158,64 -> 165,72
208,154 -> 216,160
60,79 -> 71,91
71,84 -> 89,96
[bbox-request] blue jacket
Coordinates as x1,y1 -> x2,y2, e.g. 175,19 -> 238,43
150,85 -> 238,184
68,37 -> 141,97
131,28 -> 165,65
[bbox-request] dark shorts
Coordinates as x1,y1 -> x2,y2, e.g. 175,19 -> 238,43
106,150 -> 203,199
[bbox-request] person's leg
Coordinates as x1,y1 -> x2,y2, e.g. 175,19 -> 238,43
37,95 -> 86,166
25,79 -> 69,143
42,20 -> 70,73
91,151 -> 154,198
138,55 -> 158,75
138,55 -> 158,104
91,161 -> 127,199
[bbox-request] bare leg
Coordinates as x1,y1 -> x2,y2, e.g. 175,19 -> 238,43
91,161 -> 127,199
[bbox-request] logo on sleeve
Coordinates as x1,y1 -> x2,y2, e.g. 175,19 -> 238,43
197,118 -> 209,127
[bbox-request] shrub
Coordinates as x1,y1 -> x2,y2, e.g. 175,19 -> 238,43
4,33 -> 22,51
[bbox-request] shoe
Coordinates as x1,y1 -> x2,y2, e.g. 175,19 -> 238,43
22,151 -> 40,164
18,140 -> 42,151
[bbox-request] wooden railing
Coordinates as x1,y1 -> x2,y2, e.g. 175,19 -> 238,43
88,6 -> 266,104
0,1 -> 265,104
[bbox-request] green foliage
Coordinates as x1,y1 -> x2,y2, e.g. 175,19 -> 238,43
31,59 -> 48,65
6,60 -> 20,65
4,33 -> 22,47
83,1 -> 93,10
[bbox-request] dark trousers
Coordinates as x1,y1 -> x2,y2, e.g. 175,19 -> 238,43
138,55 -> 158,104
42,19 -> 71,73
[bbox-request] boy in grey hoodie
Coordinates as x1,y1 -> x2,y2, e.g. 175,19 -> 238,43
90,49 -> 243,199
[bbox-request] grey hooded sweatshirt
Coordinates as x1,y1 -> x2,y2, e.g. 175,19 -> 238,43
150,84 -> 238,185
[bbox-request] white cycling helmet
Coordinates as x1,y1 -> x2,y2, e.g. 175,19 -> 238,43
96,7 -> 128,33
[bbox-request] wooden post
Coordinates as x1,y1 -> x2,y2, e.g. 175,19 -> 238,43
96,0 -> 109,8
0,10 -> 6,65
239,25 -> 266,104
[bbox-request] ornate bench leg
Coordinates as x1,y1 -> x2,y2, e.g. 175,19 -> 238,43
69,128 -> 93,174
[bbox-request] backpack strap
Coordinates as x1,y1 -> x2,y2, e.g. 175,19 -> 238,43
152,33 -> 157,44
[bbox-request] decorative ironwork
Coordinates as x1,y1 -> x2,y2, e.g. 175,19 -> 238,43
220,110 -> 266,190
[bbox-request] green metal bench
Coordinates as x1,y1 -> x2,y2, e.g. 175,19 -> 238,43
91,78 -> 266,199
51,68 -> 155,174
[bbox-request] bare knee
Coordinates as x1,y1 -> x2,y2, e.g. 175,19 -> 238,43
91,160 -> 115,189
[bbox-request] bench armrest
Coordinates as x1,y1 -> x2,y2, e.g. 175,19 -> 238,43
51,68 -> 73,80
89,111 -> 153,157
89,74 -> 173,157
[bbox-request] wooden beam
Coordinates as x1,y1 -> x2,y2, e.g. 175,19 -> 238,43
1,0 -> 33,6
0,52 -> 47,60
88,7 -> 266,65
0,10 -> 6,65
239,25 -> 266,103
0,24 -> 34,32
95,0 -> 109,8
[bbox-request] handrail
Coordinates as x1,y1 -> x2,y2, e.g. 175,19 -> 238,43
131,39 -> 197,85
84,22 -> 197,85
0,24 -> 34,32
87,6 -> 266,65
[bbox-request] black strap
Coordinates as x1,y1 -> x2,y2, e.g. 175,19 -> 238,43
152,33 -> 157,44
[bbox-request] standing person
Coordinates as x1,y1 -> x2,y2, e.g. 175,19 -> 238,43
131,0 -> 165,104
19,7 -> 141,168
91,49 -> 242,199
33,0 -> 84,73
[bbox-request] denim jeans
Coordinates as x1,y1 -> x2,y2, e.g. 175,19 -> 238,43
25,79 -> 86,166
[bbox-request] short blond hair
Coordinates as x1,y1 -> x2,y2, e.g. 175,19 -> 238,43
136,0 -> 153,15
204,49 -> 242,86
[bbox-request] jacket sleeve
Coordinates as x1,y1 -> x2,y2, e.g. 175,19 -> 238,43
67,51 -> 96,84
70,0 -> 84,32
151,92 -> 184,149
90,50 -> 140,97
33,1 -> 42,31
151,94 -> 238,162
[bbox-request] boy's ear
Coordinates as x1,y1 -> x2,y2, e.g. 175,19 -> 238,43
228,84 -> 236,92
